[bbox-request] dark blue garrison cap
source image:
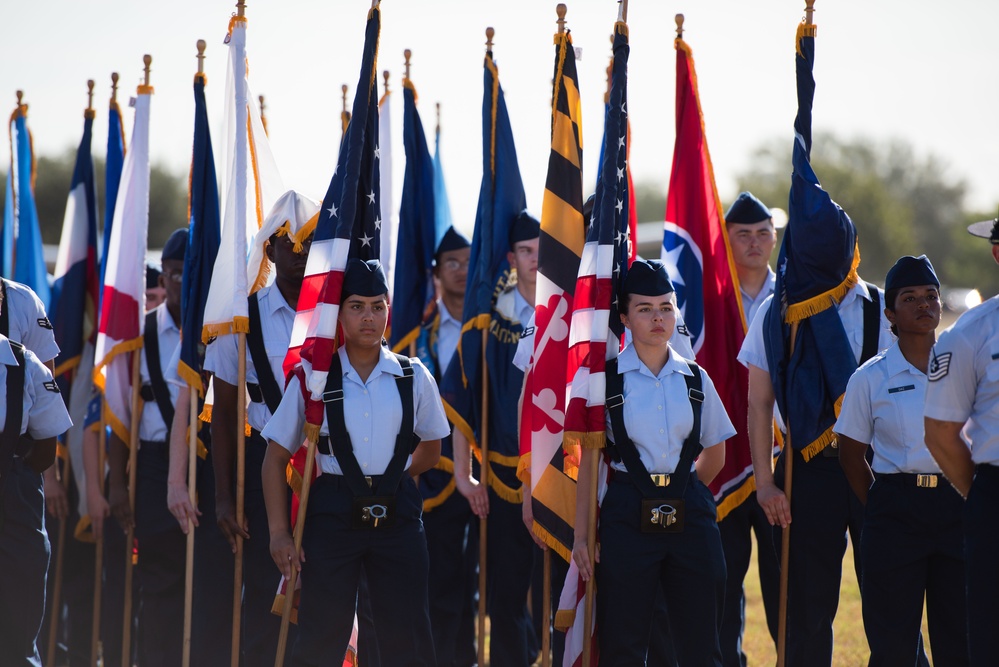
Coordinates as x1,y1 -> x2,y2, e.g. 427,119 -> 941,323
508,209 -> 540,249
885,255 -> 939,292
161,228 -> 188,262
623,259 -> 675,297
435,226 -> 471,261
725,192 -> 772,225
342,258 -> 389,299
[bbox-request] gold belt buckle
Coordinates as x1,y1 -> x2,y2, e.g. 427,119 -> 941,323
650,473 -> 671,488
916,474 -> 938,488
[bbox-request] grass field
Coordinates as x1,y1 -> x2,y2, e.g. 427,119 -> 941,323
742,534 -> 934,666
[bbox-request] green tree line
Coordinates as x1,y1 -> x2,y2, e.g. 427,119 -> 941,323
634,133 -> 998,300
0,147 -> 187,252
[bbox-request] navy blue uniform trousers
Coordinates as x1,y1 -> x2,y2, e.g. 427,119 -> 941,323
964,464 -> 999,666
596,473 -> 726,667
243,432 -> 296,667
292,474 -> 435,666
423,488 -> 477,667
135,439 -> 186,667
717,491 -> 780,667
0,460 -> 49,667
773,451 -> 865,667
861,474 -> 968,666
485,482 -> 536,667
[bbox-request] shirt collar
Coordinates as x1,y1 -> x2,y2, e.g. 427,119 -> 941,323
339,345 -> 404,384
437,299 -> 460,328
0,334 -> 17,367
156,303 -> 181,334
840,279 -> 873,309
259,284 -> 295,317
617,343 -> 694,380
884,342 -> 924,379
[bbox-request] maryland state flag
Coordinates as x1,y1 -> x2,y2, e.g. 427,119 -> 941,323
518,27 -> 585,562
439,32 -> 527,504
389,72 -> 436,352
3,95 -> 50,307
763,21 -> 861,461
178,70 -> 221,393
660,32 -> 751,520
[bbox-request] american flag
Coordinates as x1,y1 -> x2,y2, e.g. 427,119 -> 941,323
285,3 -> 382,435
560,20 -> 632,666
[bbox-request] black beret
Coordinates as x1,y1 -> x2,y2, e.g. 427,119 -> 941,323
145,263 -> 161,290
509,209 -> 540,249
435,226 -> 471,261
885,255 -> 939,293
967,216 -> 999,244
623,259 -> 674,297
725,192 -> 772,225
341,258 -> 389,299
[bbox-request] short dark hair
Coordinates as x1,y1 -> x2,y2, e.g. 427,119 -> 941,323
884,288 -> 900,336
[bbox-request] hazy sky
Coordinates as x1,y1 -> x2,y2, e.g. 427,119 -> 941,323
3,0 -> 997,240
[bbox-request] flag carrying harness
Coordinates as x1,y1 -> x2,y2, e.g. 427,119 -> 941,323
246,292 -> 283,414
0,341 -> 27,482
141,310 -> 175,433
605,357 -> 704,532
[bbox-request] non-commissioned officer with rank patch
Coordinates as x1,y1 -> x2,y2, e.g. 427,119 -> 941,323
924,214 -> 999,666
0,328 -> 73,666
836,255 -> 969,666
262,258 -> 450,665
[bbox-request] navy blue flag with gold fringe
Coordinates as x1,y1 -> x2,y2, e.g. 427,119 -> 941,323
440,40 -> 527,502
764,21 -> 861,461
390,77 -> 436,352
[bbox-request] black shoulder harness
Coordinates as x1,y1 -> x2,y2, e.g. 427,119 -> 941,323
143,310 -> 175,435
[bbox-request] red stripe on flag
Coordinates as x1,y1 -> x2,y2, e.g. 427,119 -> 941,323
98,286 -> 140,341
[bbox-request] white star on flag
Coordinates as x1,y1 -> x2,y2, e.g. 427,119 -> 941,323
367,190 -> 376,205
359,233 -> 373,247
618,135 -> 626,148
616,167 -> 624,181
327,203 -> 338,218
615,199 -> 623,213
374,216 -> 382,230
662,244 -> 687,288
374,145 -> 380,160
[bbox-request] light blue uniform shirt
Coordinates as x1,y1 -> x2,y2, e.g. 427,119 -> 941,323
139,304 -> 180,442
924,295 -> 999,465
435,299 -> 462,376
204,284 -> 293,432
1,278 -> 60,363
739,280 -> 895,374
607,344 -> 735,474
262,345 -> 451,476
0,334 -> 72,439
835,343 -> 939,474
739,267 -> 776,328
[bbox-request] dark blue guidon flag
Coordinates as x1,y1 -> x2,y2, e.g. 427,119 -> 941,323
85,93 -> 127,432
178,72 -> 221,393
440,42 -> 527,499
764,22 -> 861,461
389,78 -> 436,352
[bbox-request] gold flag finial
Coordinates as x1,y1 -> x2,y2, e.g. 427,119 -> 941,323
805,0 -> 816,24
111,72 -> 120,103
87,80 -> 95,110
436,102 -> 441,135
556,4 -> 567,34
485,27 -> 494,52
382,70 -> 390,94
236,0 -> 246,18
404,49 -> 412,81
675,14 -> 684,38
618,0 -> 629,23
196,40 -> 207,74
16,90 -> 23,106
142,55 -> 152,86
341,85 -> 348,114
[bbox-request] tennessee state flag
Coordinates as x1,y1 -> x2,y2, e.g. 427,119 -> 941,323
660,33 -> 751,520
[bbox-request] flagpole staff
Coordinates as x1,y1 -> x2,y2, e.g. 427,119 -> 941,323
92,416 -> 107,665
122,338 -> 146,665
341,84 -> 350,134
475,27 -> 495,667
383,71 -> 390,95
178,44 -> 207,667
435,102 -> 440,135
403,49 -> 411,81
776,319 -> 801,667
45,82 -> 97,667
259,95 -> 269,136
274,433 -> 317,667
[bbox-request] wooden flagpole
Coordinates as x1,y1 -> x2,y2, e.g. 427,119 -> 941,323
274,437 -> 317,667
122,338 -> 146,665
181,41 -> 208,667
230,7 -> 248,666
777,319 -> 802,667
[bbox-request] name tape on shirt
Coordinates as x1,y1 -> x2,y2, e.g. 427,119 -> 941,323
888,384 -> 916,394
